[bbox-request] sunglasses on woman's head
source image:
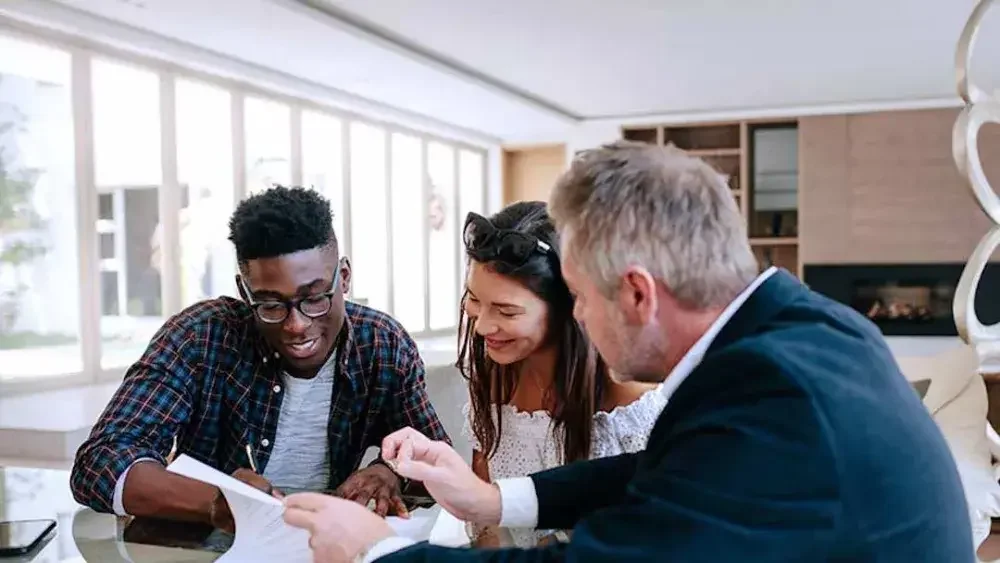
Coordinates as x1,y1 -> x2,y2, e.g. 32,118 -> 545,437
463,212 -> 551,266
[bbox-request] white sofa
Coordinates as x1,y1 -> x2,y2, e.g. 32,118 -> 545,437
424,363 -> 473,463
895,344 -> 1000,553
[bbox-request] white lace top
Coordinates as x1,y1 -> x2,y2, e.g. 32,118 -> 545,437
461,384 -> 668,546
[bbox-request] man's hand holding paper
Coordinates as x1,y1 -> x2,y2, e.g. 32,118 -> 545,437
209,468 -> 283,534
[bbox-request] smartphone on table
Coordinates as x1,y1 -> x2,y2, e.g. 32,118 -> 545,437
0,519 -> 57,557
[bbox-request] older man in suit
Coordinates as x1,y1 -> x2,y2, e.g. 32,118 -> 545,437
283,142 -> 973,562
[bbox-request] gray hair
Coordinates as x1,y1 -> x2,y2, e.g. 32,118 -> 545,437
548,141 -> 759,309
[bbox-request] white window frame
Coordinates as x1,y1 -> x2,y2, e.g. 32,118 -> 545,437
0,20 -> 491,394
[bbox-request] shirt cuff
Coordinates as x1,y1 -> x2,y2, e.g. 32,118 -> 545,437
361,536 -> 417,562
112,458 -> 161,516
496,477 -> 539,529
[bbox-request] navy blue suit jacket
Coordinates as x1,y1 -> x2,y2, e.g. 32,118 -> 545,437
383,270 -> 973,562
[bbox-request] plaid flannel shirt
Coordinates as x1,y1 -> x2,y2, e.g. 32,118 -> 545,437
71,297 -> 449,513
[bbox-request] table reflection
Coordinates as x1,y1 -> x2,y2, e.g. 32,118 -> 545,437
73,510 -> 218,563
1,464 -> 561,562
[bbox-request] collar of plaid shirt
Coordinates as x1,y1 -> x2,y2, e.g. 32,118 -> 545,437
70,297 -> 449,514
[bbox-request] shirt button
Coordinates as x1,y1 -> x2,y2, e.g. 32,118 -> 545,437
273,385 -> 281,393
261,438 -> 270,448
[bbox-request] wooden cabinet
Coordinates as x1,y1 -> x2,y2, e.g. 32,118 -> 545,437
622,121 -> 801,277
502,144 -> 567,204
797,109 -> 998,265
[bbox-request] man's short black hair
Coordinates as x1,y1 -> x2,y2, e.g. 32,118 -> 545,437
228,185 -> 336,263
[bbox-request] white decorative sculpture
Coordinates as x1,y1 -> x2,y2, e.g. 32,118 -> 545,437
946,2 -> 1000,554
953,0 -> 1000,346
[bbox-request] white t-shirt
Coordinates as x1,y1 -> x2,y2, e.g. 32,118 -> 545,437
261,357 -> 335,493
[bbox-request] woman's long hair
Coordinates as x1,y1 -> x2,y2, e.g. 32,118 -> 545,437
458,201 -> 609,464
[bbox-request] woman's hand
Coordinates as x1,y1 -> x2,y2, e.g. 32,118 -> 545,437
381,427 -> 501,525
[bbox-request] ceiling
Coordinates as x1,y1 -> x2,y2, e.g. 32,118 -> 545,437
321,0 -> 999,118
5,0 -> 997,141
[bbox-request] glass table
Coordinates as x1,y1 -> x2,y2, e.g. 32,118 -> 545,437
1,465 -> 83,563
0,464 -> 538,562
1,465 -> 222,562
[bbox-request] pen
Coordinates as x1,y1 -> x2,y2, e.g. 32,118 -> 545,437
245,443 -> 259,473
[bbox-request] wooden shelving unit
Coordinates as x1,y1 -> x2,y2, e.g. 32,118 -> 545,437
686,148 -> 742,158
749,236 -> 798,246
622,120 -> 801,278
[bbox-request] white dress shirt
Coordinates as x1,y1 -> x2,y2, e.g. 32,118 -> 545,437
362,267 -> 777,561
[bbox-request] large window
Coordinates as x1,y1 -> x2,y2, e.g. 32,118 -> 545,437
176,79 -> 236,306
0,29 -> 489,390
349,122 -> 389,312
301,110 -> 344,243
427,142 -> 458,330
390,132 -> 426,331
92,58 -> 164,369
458,149 -> 486,285
245,96 -> 291,195
0,35 -> 79,382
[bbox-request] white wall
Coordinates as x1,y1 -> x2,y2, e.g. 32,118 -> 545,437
564,122 -> 620,162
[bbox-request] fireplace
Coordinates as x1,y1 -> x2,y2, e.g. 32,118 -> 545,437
803,264 -> 1000,336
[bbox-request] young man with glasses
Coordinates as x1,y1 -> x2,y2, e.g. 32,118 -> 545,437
71,185 -> 449,535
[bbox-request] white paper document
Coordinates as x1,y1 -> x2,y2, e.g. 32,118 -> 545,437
166,454 -> 440,562
429,508 -> 471,548
168,454 -> 311,562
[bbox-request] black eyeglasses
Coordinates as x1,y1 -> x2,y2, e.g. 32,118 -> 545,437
241,266 -> 342,324
463,212 -> 551,266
